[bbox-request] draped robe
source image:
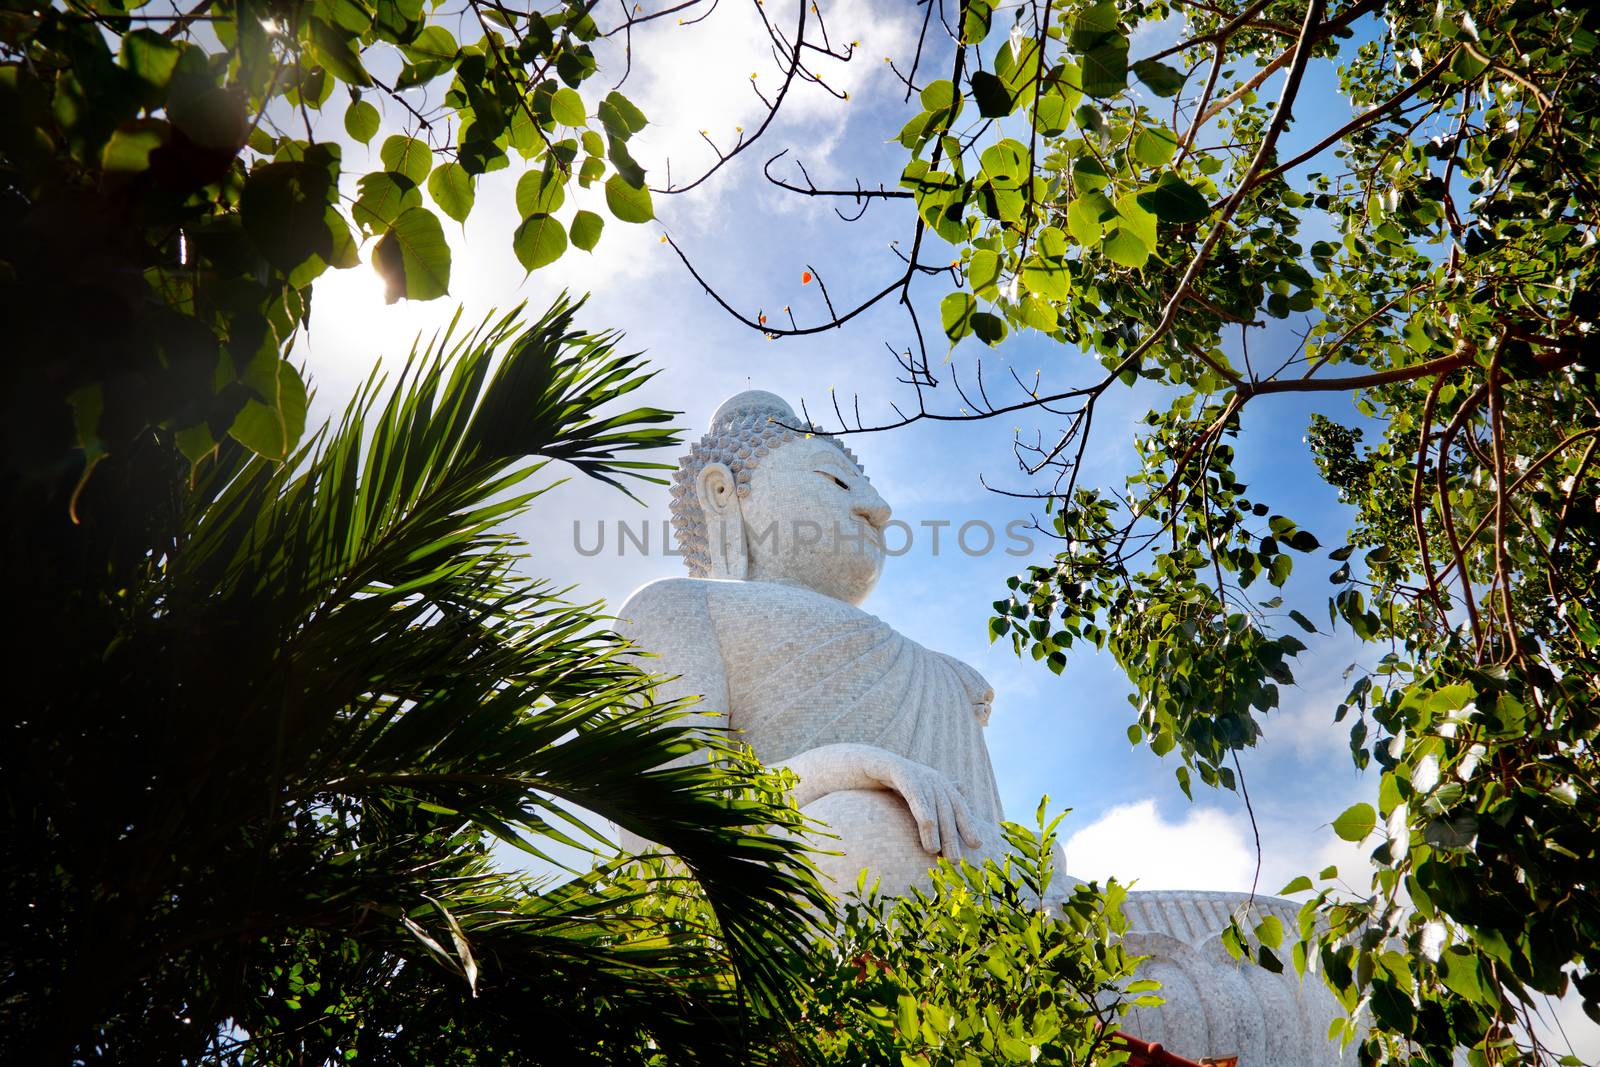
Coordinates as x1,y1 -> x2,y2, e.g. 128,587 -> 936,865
705,579 -> 1005,827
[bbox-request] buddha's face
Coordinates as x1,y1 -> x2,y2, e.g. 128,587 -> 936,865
738,437 -> 892,605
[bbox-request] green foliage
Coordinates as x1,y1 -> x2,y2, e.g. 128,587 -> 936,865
874,0 -> 1600,1059
788,804 -> 1147,1066
0,297 -> 829,1062
0,0 -> 657,479
751,0 -> 1600,1061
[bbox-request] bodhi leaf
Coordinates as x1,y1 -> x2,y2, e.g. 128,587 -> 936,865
604,175 -> 653,223
1132,126 -> 1179,167
513,212 -> 567,271
309,17 -> 370,87
400,25 -> 457,64
1136,171 -> 1210,223
516,167 -> 565,217
968,249 -> 1001,296
1102,227 -> 1149,268
344,98 -> 380,143
1132,58 -> 1185,97
427,161 -> 473,224
353,171 -> 421,233
228,361 -> 308,461
570,209 -> 603,251
1080,40 -> 1129,98
241,161 -> 334,270
551,87 -> 586,126
380,134 -> 431,185
969,70 -> 1013,117
941,291 -> 976,342
373,205 -> 450,302
1332,802 -> 1377,842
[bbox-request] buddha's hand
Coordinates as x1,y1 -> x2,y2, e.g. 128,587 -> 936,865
778,743 -> 983,859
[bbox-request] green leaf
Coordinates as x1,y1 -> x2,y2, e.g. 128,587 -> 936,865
101,119 -> 166,178
344,98 -> 380,143
1115,191 -> 1156,251
604,175 -> 654,223
552,87 -> 586,126
513,212 -> 568,271
373,206 -> 450,302
961,0 -> 992,44
1288,609 -> 1317,633
310,17 -> 371,87
1067,190 -> 1111,246
353,170 -> 421,234
941,291 -> 976,342
969,70 -> 1012,117
1132,125 -> 1179,167
603,91 -> 648,134
380,135 -> 431,185
1279,875 -> 1314,895
968,249 -> 1001,296
1331,802 -> 1376,842
1102,227 -> 1149,268
1256,914 -> 1284,949
516,167 -> 566,217
1132,58 -> 1185,97
570,209 -> 603,252
119,29 -> 181,105
1081,40 -> 1129,97
228,360 -> 305,461
1070,1 -> 1120,49
241,161 -> 335,270
1136,171 -> 1211,223
400,25 -> 457,64
972,311 -> 1007,345
427,161 -> 473,224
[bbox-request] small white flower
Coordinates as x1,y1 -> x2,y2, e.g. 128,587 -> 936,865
1420,921 -> 1446,962
1412,753 -> 1440,793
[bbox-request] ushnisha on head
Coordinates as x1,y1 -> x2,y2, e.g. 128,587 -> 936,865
669,390 -> 893,605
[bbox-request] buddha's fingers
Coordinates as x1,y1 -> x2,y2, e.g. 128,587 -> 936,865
952,792 -> 982,851
934,792 -> 963,860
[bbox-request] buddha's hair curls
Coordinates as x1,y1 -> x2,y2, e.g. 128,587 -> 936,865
669,391 -> 861,578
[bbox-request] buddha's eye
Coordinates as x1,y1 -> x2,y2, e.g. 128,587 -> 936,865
816,470 -> 850,491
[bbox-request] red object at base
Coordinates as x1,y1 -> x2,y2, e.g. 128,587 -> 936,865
1110,1030 -> 1237,1067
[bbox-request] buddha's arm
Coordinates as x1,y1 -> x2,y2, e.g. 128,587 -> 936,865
773,743 -> 983,860
614,578 -> 731,764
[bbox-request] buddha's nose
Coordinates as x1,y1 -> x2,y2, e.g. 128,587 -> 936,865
853,487 -> 891,529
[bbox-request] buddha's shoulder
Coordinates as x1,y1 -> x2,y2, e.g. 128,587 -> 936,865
616,577 -> 715,629
618,577 -> 869,627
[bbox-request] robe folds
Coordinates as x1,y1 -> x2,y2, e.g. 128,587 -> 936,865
703,579 -> 1006,826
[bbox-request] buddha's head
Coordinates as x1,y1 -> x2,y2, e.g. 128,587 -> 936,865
669,391 -> 892,605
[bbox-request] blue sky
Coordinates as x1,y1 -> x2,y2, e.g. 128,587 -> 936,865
293,1 -> 1595,1052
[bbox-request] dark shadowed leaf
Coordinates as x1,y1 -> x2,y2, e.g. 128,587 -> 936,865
373,206 -> 450,302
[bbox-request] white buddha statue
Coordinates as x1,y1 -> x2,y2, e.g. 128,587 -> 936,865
616,390 -> 1032,898
616,390 -> 1349,1065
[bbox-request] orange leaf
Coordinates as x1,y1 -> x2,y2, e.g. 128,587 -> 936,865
802,271 -> 813,284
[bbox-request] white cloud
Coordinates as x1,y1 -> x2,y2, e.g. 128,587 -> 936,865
1065,793 -> 1380,899
1066,798 -> 1258,891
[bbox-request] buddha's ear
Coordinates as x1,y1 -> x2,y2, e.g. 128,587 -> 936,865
695,461 -> 748,580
